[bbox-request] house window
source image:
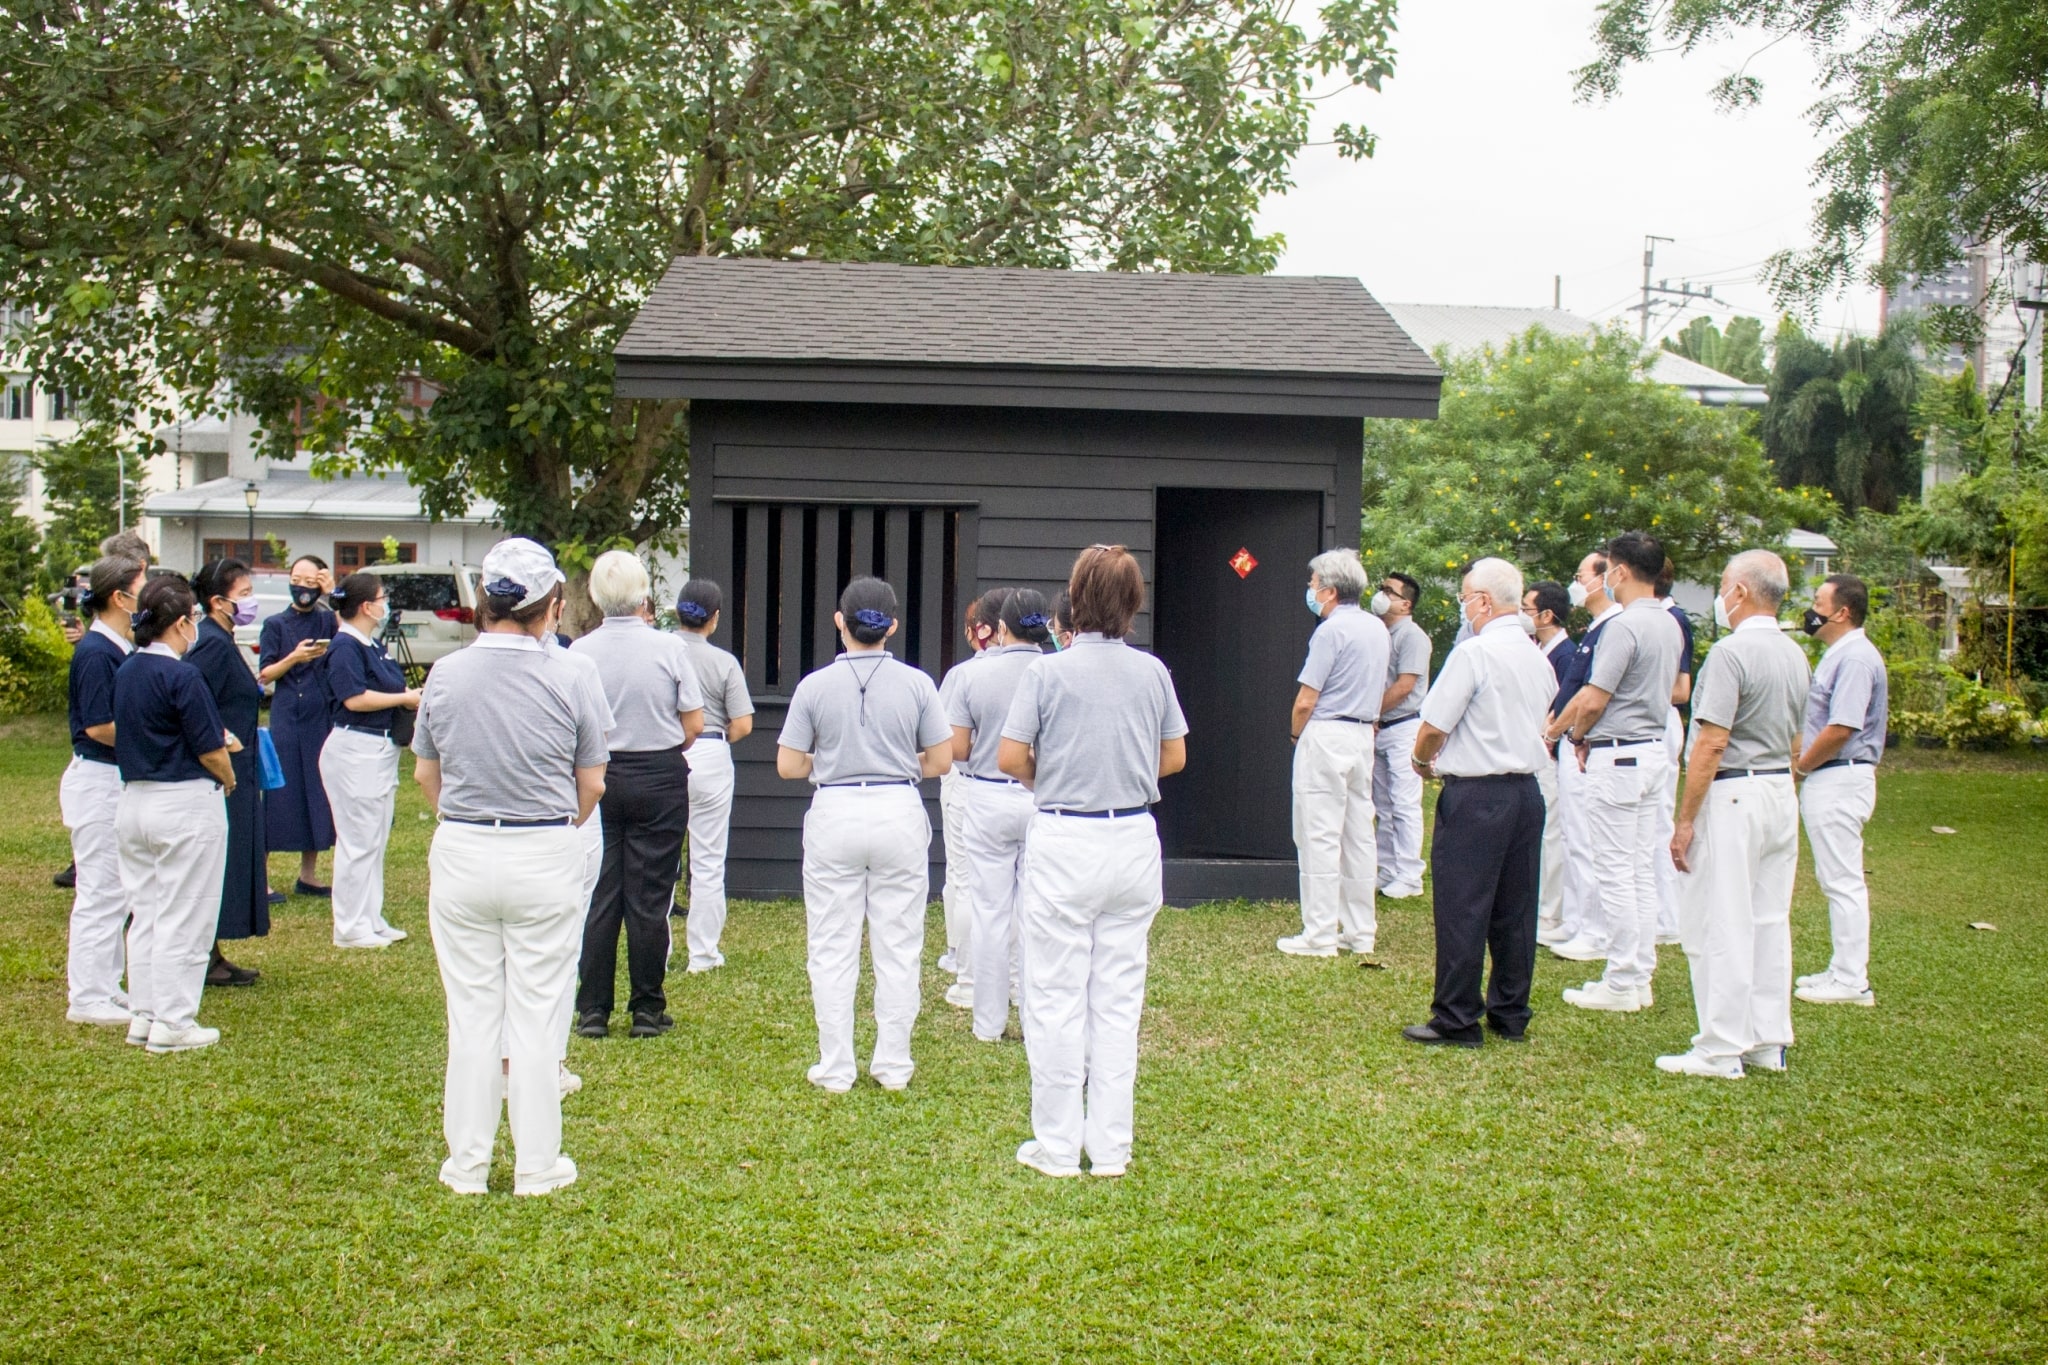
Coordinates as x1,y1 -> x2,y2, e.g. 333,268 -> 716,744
46,387 -> 69,422
334,541 -> 418,569
4,380 -> 30,422
202,539 -> 285,567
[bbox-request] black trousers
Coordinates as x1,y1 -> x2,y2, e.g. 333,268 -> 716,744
1428,772 -> 1545,1040
577,747 -> 689,1021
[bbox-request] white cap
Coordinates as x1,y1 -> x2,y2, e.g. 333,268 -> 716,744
480,537 -> 564,611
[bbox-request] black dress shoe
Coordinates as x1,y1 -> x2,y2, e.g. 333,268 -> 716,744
206,956 -> 261,987
573,1013 -> 609,1038
53,863 -> 76,889
1402,1023 -> 1481,1049
1484,1019 -> 1527,1043
630,1011 -> 675,1038
266,889 -> 289,906
294,880 -> 332,898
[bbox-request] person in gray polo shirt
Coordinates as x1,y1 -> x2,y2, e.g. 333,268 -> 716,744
1371,571 -> 1432,900
1792,573 -> 1889,1006
1660,549 -> 1811,1079
1547,530 -> 1682,1014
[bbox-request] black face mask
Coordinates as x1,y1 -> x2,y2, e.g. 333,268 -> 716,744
290,584 -> 323,609
1800,608 -> 1828,636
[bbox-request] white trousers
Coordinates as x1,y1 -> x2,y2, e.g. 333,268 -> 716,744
939,770 -> 973,981
1584,741 -> 1671,992
1678,775 -> 1797,1061
1555,745 -> 1605,949
684,738 -> 735,967
117,779 -> 227,1032
802,785 -> 931,1089
320,728 -> 400,943
1019,811 -> 1161,1170
1533,753 -> 1566,941
960,777 -> 1035,1041
1652,708 -> 1684,940
430,822 -> 585,1183
1291,719 -> 1378,950
1371,718 -> 1426,891
1800,763 -> 1878,992
61,757 -> 129,1011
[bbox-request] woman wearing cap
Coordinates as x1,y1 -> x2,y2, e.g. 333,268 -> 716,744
998,546 -> 1187,1177
319,572 -> 422,948
413,538 -> 610,1196
186,558 -> 269,987
260,555 -> 337,895
60,553 -> 146,1027
949,588 -> 1053,1043
673,578 -> 754,973
115,577 -> 237,1053
936,593 -> 1002,1008
777,577 -> 953,1092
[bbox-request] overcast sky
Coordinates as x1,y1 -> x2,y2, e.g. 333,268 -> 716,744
1257,0 -> 1882,341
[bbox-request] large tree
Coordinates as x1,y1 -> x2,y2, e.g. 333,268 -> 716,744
1661,315 -> 1768,384
1576,0 -> 2048,333
0,0 -> 1399,606
1758,318 -> 1922,512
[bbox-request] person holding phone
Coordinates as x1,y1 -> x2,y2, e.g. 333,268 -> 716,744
260,555 -> 338,896
320,572 -> 422,948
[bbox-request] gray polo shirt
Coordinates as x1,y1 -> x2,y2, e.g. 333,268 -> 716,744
1382,616 -> 1433,722
781,650 -> 951,785
1585,597 -> 1683,742
570,616 -> 704,751
1298,604 -> 1390,722
414,633 -> 612,823
1001,634 -> 1188,811
678,630 -> 753,734
1688,616 -> 1812,769
1802,628 -> 1888,765
947,642 -> 1044,777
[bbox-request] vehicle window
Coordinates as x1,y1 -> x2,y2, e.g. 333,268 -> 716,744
380,574 -> 459,612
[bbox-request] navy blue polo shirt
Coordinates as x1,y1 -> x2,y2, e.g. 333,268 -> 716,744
67,624 -> 131,764
1670,602 -> 1696,679
325,628 -> 408,732
114,647 -> 228,783
1550,612 -> 1619,719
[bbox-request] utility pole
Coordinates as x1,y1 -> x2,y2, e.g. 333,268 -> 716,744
1633,235 -> 1719,341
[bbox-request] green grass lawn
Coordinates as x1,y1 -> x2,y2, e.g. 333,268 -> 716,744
1,713 -> 2043,1363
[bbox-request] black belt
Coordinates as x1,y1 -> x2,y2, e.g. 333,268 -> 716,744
1810,757 -> 1875,771
699,730 -> 725,741
444,816 -> 576,828
337,724 -> 396,742
1380,714 -> 1420,727
1047,806 -> 1150,819
820,779 -> 915,788
962,771 -> 1022,786
1316,715 -> 1375,725
1714,767 -> 1790,781
1441,772 -> 1536,785
1583,736 -> 1660,749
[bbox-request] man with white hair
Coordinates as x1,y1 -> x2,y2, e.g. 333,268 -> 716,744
1661,549 -> 1810,1079
1282,548 -> 1390,957
1401,559 -> 1558,1046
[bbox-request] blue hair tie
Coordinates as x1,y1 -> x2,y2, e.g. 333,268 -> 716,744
485,576 -> 527,599
1018,613 -> 1050,629
852,608 -> 891,631
676,600 -> 711,624
130,610 -> 148,629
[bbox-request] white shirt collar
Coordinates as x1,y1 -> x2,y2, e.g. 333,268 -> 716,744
1478,615 -> 1524,636
1733,613 -> 1781,633
1589,602 -> 1623,626
1538,631 -> 1569,656
1072,632 -> 1121,645
472,631 -> 544,652
600,615 -> 649,630
338,621 -> 376,647
88,618 -> 134,655
141,642 -> 181,660
1821,625 -> 1867,657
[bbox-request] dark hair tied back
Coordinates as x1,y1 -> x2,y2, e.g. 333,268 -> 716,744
132,575 -> 197,646
330,571 -> 383,619
838,576 -> 897,645
1002,587 -> 1053,644
676,577 -> 722,626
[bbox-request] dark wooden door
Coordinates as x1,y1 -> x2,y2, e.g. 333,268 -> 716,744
1152,487 -> 1323,860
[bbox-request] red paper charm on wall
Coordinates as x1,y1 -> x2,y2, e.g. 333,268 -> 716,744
1229,547 -> 1258,579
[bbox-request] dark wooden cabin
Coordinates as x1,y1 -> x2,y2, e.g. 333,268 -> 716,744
614,259 -> 1440,903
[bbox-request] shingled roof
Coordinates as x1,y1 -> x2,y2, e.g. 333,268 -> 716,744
614,258 -> 1440,419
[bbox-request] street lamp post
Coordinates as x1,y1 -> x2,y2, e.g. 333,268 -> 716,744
243,481 -> 259,562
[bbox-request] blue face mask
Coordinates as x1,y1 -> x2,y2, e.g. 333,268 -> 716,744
1306,586 -> 1325,617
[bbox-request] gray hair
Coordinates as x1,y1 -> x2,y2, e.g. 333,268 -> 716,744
1308,548 -> 1369,602
1464,556 -> 1524,610
588,549 -> 652,617
1727,549 -> 1789,610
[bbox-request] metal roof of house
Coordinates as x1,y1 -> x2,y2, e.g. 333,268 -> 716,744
143,470 -> 500,523
614,257 -> 1441,418
1381,302 -> 1769,408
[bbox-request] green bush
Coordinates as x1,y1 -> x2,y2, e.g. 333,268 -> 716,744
1890,673 -> 2041,748
0,597 -> 72,716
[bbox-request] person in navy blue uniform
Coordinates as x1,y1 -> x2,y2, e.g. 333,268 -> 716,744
1523,578 -> 1577,948
1651,558 -> 1697,946
60,554 -> 147,1027
187,559 -> 270,987
115,576 -> 237,1053
260,555 -> 338,895
319,572 -> 422,948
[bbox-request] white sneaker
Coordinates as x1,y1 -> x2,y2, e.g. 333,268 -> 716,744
126,1015 -> 152,1047
1794,970 -> 1830,990
1338,937 -> 1376,955
943,981 -> 974,1009
1562,980 -> 1643,1013
67,1002 -> 133,1027
1088,1157 -> 1128,1178
1654,932 -> 1683,946
513,1156 -> 578,1196
1276,935 -> 1338,958
333,936 -> 390,950
1741,1046 -> 1788,1073
872,1072 -> 911,1093
686,955 -> 724,974
1549,935 -> 1607,962
439,1159 -> 489,1194
145,1022 -> 220,1053
1796,981 -> 1875,1006
937,949 -> 960,974
1638,982 -> 1654,1009
558,1063 -> 582,1096
375,925 -> 408,942
806,1063 -> 853,1094
1655,1049 -> 1745,1079
1015,1140 -> 1082,1178
1535,926 -> 1569,949
1380,883 -> 1425,900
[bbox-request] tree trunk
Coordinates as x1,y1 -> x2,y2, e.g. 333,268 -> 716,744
559,568 -> 602,639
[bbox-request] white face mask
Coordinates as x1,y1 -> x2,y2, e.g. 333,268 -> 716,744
1517,610 -> 1536,634
1567,579 -> 1589,609
1713,592 -> 1733,631
1368,590 -> 1392,617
